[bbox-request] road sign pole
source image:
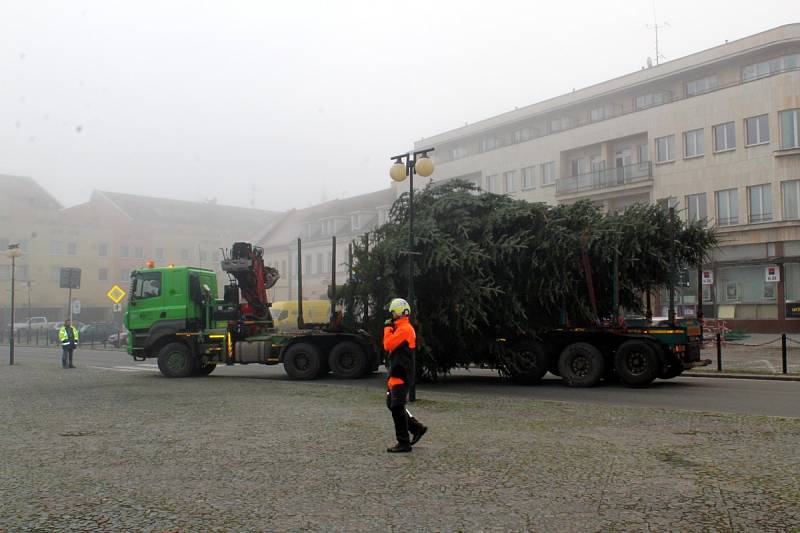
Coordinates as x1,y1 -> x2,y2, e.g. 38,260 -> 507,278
68,286 -> 73,322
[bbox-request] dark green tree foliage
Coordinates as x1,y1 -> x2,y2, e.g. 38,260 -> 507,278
342,180 -> 716,377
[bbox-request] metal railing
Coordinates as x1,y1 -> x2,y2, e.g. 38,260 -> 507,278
555,162 -> 652,195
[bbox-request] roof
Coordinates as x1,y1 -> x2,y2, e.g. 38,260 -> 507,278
92,190 -> 279,229
257,187 -> 395,248
0,174 -> 62,211
417,23 -> 800,146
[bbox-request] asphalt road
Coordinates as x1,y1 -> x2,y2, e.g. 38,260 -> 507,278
6,344 -> 800,418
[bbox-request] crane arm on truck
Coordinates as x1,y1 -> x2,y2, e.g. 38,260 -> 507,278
221,242 -> 279,320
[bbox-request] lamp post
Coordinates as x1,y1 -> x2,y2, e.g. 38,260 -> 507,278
6,244 -> 22,365
389,148 -> 435,402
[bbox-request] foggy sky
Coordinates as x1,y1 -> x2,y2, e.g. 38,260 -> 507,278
0,0 -> 796,212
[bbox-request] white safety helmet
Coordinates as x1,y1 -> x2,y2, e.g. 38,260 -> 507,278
388,298 -> 411,318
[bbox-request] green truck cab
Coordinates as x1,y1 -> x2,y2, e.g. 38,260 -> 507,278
125,247 -> 377,380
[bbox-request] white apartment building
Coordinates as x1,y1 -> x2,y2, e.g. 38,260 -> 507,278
413,24 -> 800,332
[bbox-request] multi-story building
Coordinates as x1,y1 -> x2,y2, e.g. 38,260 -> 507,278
1,182 -> 278,325
413,24 -> 800,332
257,188 -> 395,302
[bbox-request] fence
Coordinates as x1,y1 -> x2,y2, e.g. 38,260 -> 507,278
0,328 -> 126,351
700,332 -> 800,375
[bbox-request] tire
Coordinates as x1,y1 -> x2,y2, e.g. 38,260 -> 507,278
558,342 -> 605,387
195,363 -> 216,376
157,342 -> 195,378
658,352 -> 684,380
283,342 -> 323,380
328,341 -> 368,379
505,340 -> 550,385
614,340 -> 659,386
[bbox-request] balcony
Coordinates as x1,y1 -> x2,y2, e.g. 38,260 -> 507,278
556,162 -> 652,196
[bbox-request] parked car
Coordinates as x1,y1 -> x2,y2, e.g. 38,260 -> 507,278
107,330 -> 128,348
12,317 -> 51,334
79,323 -> 121,345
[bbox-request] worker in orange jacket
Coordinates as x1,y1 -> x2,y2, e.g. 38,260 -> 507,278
384,298 -> 427,453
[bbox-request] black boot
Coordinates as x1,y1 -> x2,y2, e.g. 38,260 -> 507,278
410,425 -> 428,445
386,443 -> 412,453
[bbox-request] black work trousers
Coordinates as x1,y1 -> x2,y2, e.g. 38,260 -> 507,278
389,405 -> 424,446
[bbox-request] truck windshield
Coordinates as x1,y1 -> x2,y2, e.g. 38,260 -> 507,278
132,272 -> 162,300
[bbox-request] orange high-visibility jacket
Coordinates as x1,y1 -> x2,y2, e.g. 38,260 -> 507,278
383,316 -> 416,353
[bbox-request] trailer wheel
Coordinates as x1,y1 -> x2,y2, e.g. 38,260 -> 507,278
505,340 -> 550,385
157,342 -> 195,378
614,340 -> 659,386
195,363 -> 216,376
558,342 -> 604,387
328,341 -> 368,379
283,342 -> 323,380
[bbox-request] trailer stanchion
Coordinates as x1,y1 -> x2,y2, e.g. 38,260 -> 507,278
782,333 -> 788,375
716,333 -> 722,371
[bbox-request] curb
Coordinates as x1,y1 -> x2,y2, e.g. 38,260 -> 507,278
684,371 -> 800,382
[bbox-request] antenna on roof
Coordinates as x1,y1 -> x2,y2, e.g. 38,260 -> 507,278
646,0 -> 669,65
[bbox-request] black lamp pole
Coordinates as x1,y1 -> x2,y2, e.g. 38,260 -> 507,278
389,148 -> 434,402
7,244 -> 21,365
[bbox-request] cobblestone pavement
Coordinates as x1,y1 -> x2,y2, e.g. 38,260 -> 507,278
1,357 -> 799,532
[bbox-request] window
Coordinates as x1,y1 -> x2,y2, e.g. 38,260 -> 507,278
540,162 -> 555,185
50,240 -> 63,255
783,180 -> 800,220
326,252 -> 332,273
713,122 -> 736,152
316,253 -> 324,274
134,246 -> 144,259
514,127 -> 532,143
155,247 -> 164,259
133,272 -> 162,299
181,249 -> 189,260
748,184 -> 773,223
50,267 -> 60,282
742,54 -> 799,81
589,106 -> 606,122
522,166 -> 536,189
485,174 -> 499,193
635,91 -> 671,110
684,129 -> 704,158
98,243 -> 108,257
281,260 -> 287,276
480,137 -> 497,152
120,269 -> 130,282
503,171 -> 516,193
686,193 -> 707,222
98,268 -> 108,281
120,245 -> 129,258
745,114 -> 769,146
549,117 -> 572,132
686,75 -> 718,97
305,255 -> 311,275
67,242 -> 78,256
716,189 -> 739,226
655,135 -> 675,162
351,214 -> 360,230
450,146 -> 467,160
570,158 -> 585,177
637,144 -> 649,163
780,109 -> 800,150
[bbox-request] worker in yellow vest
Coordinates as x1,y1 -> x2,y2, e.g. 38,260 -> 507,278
58,319 -> 80,369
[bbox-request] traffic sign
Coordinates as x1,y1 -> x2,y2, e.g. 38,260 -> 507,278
107,284 -> 127,304
72,299 -> 81,315
112,303 -> 122,313
59,268 -> 81,289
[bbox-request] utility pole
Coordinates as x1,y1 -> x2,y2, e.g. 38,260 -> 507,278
6,244 -> 22,365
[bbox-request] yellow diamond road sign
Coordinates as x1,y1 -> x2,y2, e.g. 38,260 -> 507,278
107,284 -> 126,304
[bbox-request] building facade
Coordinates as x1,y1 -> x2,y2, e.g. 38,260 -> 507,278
413,24 -> 800,332
1,181 -> 278,327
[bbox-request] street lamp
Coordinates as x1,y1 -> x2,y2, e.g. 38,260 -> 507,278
388,148 -> 435,402
6,244 -> 22,366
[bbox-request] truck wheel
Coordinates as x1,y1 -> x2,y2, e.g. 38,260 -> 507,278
658,352 -> 683,379
614,340 -> 659,386
328,341 -> 368,379
506,340 -> 550,385
157,342 -> 195,378
283,342 -> 323,380
558,342 -> 604,387
195,363 -> 216,376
